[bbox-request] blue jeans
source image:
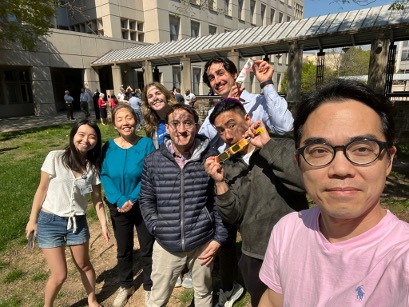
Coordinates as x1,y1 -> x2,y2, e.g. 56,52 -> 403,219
37,210 -> 89,248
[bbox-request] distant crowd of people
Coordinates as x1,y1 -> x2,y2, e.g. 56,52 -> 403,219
28,56 -> 409,307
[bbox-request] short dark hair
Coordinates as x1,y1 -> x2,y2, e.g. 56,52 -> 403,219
293,78 -> 395,148
166,104 -> 199,124
203,57 -> 238,87
209,98 -> 246,125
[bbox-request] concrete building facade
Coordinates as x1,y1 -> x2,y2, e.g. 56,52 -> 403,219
0,0 -> 303,118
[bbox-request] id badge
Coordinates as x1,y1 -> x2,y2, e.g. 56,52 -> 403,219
76,179 -> 93,195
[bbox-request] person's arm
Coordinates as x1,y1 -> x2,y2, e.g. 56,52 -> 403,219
261,86 -> 294,135
258,289 -> 283,307
139,157 -> 158,235
259,137 -> 306,193
26,171 -> 50,239
91,184 -> 110,242
251,59 -> 293,135
127,140 -> 155,204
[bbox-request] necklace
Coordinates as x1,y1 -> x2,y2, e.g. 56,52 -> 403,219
118,135 -> 139,149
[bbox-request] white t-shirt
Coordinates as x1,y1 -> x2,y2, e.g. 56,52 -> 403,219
41,150 -> 100,217
260,206 -> 409,306
184,93 -> 196,105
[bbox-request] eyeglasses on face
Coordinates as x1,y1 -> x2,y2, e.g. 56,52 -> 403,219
296,138 -> 389,167
168,120 -> 196,130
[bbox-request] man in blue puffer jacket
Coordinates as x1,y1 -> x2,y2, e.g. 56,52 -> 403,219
140,104 -> 228,307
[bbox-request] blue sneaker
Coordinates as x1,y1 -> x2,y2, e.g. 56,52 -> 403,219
182,271 -> 193,289
175,275 -> 183,288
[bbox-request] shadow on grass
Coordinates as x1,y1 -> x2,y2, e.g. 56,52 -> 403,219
0,125 -> 72,142
0,147 -> 19,154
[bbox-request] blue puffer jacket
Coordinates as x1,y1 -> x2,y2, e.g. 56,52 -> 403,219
139,135 -> 228,253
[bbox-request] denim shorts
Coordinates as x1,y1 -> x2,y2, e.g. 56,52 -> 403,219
37,210 -> 90,248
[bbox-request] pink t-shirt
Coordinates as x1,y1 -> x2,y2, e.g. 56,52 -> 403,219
260,207 -> 409,306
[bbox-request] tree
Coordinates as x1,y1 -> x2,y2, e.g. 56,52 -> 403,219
0,0 -> 91,51
338,47 -> 370,76
0,0 -> 57,51
337,0 -> 407,10
280,60 -> 338,94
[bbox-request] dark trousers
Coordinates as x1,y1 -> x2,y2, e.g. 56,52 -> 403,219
66,103 -> 74,120
218,222 -> 238,291
80,101 -> 90,117
108,202 -> 154,291
238,253 -> 267,307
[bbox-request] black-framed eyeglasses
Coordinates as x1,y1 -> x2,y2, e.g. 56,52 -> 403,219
168,120 -> 196,130
296,138 -> 389,167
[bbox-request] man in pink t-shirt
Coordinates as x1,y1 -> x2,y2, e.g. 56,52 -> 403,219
259,79 -> 409,307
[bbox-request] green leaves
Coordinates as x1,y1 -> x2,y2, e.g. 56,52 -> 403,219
0,0 -> 56,51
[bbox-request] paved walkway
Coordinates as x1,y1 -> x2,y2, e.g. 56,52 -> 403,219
0,111 -> 95,133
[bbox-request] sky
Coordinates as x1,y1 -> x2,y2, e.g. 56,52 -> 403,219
304,0 -> 396,18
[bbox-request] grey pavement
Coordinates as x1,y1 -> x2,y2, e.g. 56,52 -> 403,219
0,111 -> 96,133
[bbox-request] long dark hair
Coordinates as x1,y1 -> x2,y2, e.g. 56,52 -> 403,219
62,119 -> 102,173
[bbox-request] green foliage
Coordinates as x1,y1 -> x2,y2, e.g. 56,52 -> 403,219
4,268 -> 24,283
338,0 -> 407,9
280,60 -> 336,94
339,47 -> 370,76
389,1 -> 408,10
178,289 -> 194,306
32,271 -> 48,282
0,0 -> 56,51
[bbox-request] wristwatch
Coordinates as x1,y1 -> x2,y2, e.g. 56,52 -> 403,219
260,80 -> 274,89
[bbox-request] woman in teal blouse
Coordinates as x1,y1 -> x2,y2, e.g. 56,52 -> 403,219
100,104 -> 155,306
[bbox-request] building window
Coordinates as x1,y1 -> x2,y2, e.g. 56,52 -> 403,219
191,20 -> 200,38
261,4 -> 266,26
169,15 -> 180,41
250,0 -> 256,23
208,0 -> 215,10
287,16 -> 291,22
224,0 -> 231,16
403,41 -> 409,47
295,3 -> 303,19
192,68 -> 201,95
278,12 -> 284,23
401,50 -> 409,61
120,18 -> 143,41
2,68 -> 32,105
172,66 -> 181,89
238,0 -> 244,20
209,25 -> 217,35
270,9 -> 275,24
